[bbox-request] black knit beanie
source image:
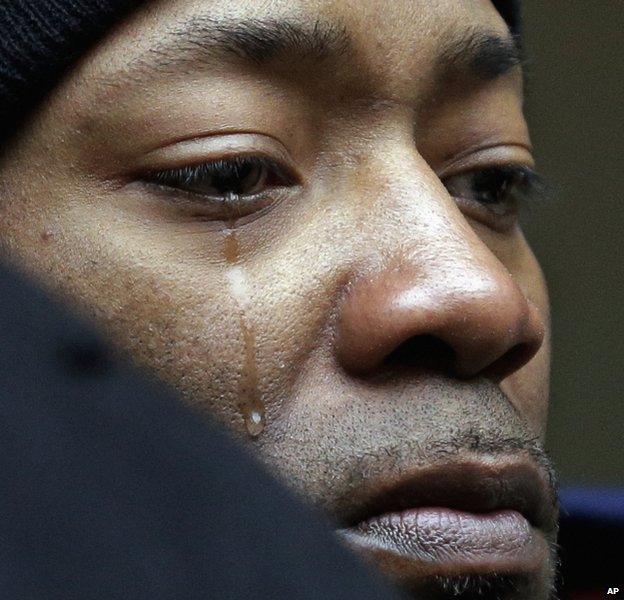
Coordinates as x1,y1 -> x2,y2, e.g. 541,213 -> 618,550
0,0 -> 521,146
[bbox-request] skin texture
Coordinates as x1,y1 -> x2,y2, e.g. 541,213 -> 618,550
0,0 -> 557,597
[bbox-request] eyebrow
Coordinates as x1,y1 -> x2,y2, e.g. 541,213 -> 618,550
123,16 -> 351,79
110,15 -> 522,89
439,28 -> 523,81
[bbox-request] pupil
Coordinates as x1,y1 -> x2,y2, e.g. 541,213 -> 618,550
472,169 -> 509,204
213,163 -> 261,195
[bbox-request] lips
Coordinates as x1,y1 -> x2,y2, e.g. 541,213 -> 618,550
339,460 -> 558,532
335,458 -> 558,583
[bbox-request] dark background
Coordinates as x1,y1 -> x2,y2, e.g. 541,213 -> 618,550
521,2 -> 623,487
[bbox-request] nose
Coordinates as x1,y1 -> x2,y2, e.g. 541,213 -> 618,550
334,201 -> 545,382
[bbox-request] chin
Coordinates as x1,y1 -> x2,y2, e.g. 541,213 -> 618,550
401,571 -> 557,600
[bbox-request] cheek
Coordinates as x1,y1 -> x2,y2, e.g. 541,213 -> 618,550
0,170 -> 337,438
501,335 -> 551,440
0,179 -> 239,431
499,237 -> 551,439
466,222 -> 551,436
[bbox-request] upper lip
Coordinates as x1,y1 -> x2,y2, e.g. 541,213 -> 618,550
340,457 -> 559,534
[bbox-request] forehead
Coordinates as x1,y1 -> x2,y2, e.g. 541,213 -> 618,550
76,0 -> 514,107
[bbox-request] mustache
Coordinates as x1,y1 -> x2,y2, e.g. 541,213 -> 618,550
335,380 -> 560,505
325,424 -> 561,526
425,427 -> 559,496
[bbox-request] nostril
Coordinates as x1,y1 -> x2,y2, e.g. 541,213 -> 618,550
481,342 -> 537,382
383,335 -> 456,375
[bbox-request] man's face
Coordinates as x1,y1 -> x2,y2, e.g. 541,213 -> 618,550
0,0 -> 558,597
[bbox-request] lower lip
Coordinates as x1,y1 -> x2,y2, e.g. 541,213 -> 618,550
337,508 -> 548,577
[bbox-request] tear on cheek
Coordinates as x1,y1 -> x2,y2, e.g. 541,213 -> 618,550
226,265 -> 251,309
224,236 -> 265,438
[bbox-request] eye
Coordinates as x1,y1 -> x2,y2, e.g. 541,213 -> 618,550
145,155 -> 297,219
443,165 -> 546,223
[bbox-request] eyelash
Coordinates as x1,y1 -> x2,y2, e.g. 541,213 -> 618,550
146,156 -> 547,222
149,155 -> 293,198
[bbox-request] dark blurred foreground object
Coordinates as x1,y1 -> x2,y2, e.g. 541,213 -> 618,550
0,261 -> 405,600
557,487 -> 624,600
